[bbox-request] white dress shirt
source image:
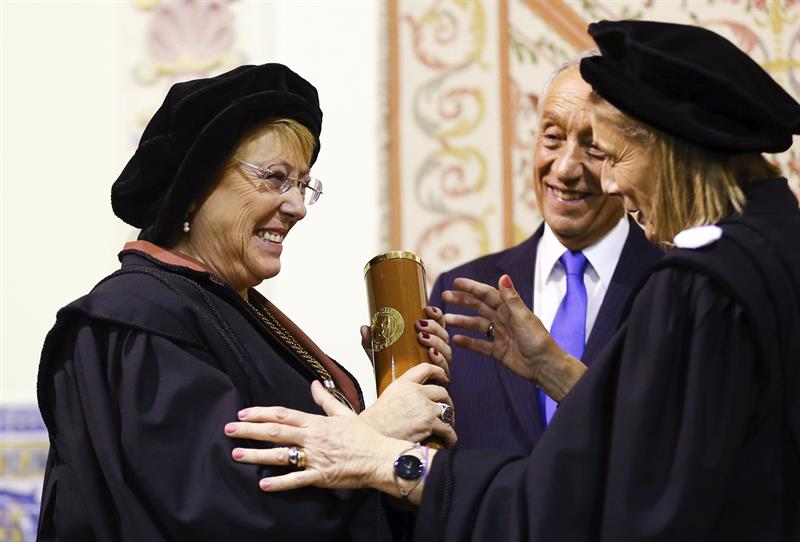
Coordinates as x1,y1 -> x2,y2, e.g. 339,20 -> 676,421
532,216 -> 630,339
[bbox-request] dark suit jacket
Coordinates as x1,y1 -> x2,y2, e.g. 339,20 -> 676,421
429,216 -> 662,454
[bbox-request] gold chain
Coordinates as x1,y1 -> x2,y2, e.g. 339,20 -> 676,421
243,298 -> 355,412
244,299 -> 333,382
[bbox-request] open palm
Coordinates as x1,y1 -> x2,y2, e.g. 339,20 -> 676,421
441,275 -> 557,382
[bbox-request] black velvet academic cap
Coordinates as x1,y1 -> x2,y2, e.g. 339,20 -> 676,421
580,20 -> 800,154
111,63 -> 323,245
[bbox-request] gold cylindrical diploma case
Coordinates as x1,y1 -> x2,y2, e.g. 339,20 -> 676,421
364,251 -> 429,396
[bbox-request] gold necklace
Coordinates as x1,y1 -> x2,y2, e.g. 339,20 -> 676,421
244,298 -> 355,412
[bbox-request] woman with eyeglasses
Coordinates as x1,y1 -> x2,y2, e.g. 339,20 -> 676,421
36,63 -> 454,541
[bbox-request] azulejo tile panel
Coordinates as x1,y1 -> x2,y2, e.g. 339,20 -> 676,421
0,407 -> 49,542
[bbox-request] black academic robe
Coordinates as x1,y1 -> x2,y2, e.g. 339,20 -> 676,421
36,248 -> 392,541
415,178 -> 800,542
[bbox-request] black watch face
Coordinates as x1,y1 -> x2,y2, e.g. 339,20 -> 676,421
394,454 -> 424,481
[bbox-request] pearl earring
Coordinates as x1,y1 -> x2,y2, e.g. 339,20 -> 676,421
183,213 -> 191,233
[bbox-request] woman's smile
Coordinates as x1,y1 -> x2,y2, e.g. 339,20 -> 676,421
254,228 -> 287,253
256,229 -> 285,243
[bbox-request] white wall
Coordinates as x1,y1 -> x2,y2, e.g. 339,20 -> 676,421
0,1 -> 383,405
253,1 -> 385,402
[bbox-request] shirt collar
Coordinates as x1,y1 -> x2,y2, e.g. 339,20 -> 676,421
583,216 -> 629,289
540,215 -> 629,288
538,225 -> 569,281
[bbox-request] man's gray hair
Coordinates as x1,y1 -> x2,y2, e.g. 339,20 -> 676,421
537,49 -> 600,120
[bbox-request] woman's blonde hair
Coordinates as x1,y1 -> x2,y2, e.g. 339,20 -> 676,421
591,95 -> 781,245
232,117 -> 316,168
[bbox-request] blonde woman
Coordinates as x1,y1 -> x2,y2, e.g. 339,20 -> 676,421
37,64 -> 454,542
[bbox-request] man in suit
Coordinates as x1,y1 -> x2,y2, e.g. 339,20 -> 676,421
430,58 -> 662,455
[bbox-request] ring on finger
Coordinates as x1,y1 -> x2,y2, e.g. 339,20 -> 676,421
437,402 -> 455,426
287,446 -> 308,469
485,321 -> 495,340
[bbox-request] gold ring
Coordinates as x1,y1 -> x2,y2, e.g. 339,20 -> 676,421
296,448 -> 307,469
287,446 -> 307,469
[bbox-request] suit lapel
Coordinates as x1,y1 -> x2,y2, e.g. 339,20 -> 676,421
495,227 -> 546,443
584,216 -> 661,363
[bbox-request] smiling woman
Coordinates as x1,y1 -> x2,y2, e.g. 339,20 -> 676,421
590,96 -> 781,245
35,63 -> 455,542
172,120 -> 316,295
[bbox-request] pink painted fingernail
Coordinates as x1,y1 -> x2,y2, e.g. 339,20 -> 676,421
422,332 -> 430,339
500,275 -> 512,288
224,423 -> 237,434
232,448 -> 245,460
238,409 -> 249,419
418,320 -> 429,327
260,479 -> 272,490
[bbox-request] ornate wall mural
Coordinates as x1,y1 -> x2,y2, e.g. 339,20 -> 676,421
134,0 -> 238,84
389,0 -> 800,286
129,0 -> 244,142
390,1 -> 503,286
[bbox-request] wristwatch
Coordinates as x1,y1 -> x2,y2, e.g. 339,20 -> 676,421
393,443 -> 428,498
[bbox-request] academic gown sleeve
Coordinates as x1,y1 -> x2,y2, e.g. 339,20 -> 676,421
414,266 -> 766,542
39,317 -> 372,542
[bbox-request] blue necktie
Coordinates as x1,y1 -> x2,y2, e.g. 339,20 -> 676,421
539,251 -> 588,426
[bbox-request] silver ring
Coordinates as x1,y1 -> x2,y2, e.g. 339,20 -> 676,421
485,321 -> 495,340
287,446 -> 307,469
437,402 -> 455,426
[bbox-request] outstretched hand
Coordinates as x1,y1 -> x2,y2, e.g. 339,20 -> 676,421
442,275 -> 585,400
442,275 -> 554,381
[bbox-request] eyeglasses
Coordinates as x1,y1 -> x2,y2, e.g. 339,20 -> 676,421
237,160 -> 323,205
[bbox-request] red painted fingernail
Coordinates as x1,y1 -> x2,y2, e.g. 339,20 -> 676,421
422,332 -> 430,339
260,479 -> 272,490
232,448 -> 245,459
225,423 -> 237,434
418,320 -> 429,327
238,409 -> 249,419
500,275 -> 512,288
